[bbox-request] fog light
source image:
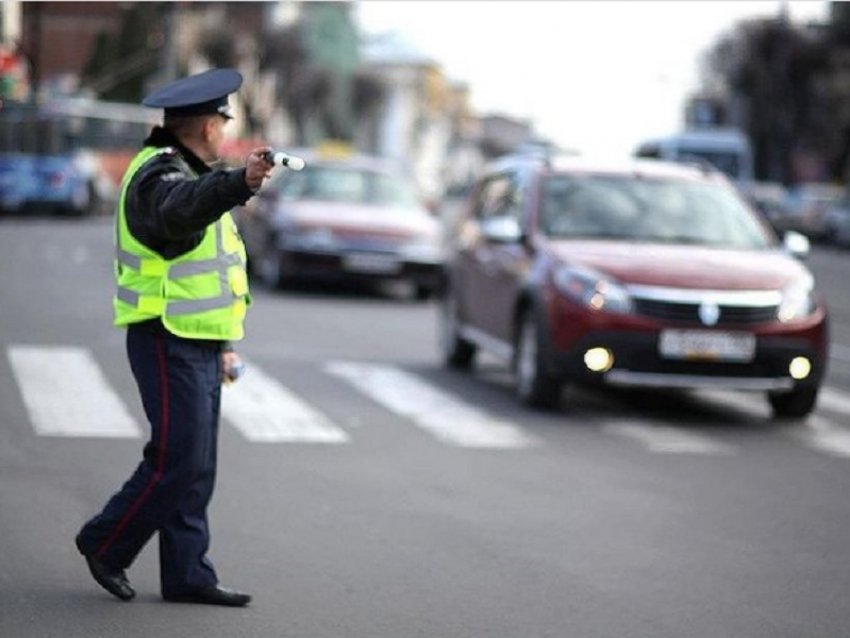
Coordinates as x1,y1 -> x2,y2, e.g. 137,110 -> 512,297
789,356 -> 811,380
584,347 -> 614,373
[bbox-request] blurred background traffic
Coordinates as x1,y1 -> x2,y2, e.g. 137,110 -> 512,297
0,0 -> 849,242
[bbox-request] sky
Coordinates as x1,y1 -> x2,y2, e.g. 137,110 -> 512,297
354,0 -> 831,157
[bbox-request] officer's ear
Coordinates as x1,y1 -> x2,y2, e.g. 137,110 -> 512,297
201,116 -> 217,142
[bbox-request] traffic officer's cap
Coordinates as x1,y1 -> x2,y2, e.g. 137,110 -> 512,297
142,68 -> 243,120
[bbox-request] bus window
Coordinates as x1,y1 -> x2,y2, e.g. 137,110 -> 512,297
633,128 -> 753,186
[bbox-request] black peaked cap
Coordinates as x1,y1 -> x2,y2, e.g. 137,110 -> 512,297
142,68 -> 243,119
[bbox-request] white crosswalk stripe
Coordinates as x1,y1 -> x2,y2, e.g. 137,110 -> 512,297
603,421 -> 737,455
7,345 -> 141,438
221,359 -> 349,443
817,386 -> 850,416
693,387 -> 850,459
325,360 -> 539,449
788,416 -> 850,459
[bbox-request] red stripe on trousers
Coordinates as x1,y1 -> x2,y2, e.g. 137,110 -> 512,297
96,334 -> 170,559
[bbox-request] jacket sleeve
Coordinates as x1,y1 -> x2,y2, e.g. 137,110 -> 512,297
128,155 -> 255,241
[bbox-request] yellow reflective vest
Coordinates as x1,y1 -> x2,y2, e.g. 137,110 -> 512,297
113,146 -> 251,341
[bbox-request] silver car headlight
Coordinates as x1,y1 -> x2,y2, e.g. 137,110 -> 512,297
777,274 -> 817,322
552,265 -> 633,314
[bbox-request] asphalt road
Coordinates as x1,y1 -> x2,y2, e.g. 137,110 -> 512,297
1,217 -> 850,638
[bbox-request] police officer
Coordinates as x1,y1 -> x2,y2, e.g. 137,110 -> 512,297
75,68 -> 272,607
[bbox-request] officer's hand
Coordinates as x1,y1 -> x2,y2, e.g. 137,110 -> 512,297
221,350 -> 244,385
244,147 -> 273,192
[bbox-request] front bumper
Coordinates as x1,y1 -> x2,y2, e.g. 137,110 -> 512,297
547,331 -> 826,391
275,248 -> 444,289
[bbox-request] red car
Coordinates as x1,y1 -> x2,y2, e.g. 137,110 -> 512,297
440,153 -> 829,419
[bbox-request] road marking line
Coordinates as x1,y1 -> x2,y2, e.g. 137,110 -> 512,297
603,421 -> 737,455
7,345 -> 141,438
693,386 -> 850,421
221,360 -> 349,443
791,416 -> 850,459
325,361 -> 538,449
816,386 -> 850,415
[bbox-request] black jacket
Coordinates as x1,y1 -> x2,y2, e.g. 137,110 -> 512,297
125,126 -> 254,260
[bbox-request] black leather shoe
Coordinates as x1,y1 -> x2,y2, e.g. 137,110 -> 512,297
74,534 -> 135,601
163,585 -> 252,607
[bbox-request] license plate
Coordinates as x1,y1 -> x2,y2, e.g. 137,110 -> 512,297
659,330 -> 755,362
342,252 -> 401,274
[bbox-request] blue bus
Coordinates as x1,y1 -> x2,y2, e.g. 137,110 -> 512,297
633,128 -> 754,186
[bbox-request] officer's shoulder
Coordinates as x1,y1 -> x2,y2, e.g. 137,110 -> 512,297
135,148 -> 187,184
154,146 -> 179,158
144,147 -> 184,170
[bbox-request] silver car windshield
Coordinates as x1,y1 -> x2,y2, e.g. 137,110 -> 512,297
280,166 -> 419,207
540,174 -> 772,249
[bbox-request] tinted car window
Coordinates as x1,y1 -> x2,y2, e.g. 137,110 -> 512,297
279,165 -> 419,208
474,172 -> 525,221
541,174 -> 771,248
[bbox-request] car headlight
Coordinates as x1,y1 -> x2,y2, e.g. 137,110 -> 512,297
777,274 -> 817,322
552,265 -> 633,314
401,239 -> 444,264
279,227 -> 339,251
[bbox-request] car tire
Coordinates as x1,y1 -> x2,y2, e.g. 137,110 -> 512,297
514,310 -> 562,410
414,284 -> 434,302
441,292 -> 476,369
66,180 -> 94,217
768,386 -> 818,420
260,249 -> 286,290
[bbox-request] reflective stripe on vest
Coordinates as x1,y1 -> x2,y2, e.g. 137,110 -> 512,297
115,221 -> 243,316
114,146 -> 249,338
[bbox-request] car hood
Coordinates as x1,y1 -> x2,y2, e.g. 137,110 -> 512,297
275,200 -> 439,239
547,240 -> 811,290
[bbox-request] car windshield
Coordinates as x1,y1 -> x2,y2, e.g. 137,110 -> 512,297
279,165 -> 419,207
540,173 -> 772,249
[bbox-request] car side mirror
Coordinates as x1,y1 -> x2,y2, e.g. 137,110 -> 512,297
480,215 -> 522,244
783,230 -> 810,260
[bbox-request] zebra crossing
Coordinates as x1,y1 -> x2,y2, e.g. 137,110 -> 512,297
8,345 -> 140,439
5,344 -> 850,458
223,361 -> 349,444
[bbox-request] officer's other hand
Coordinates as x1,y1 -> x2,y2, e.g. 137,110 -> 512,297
221,350 -> 244,385
244,147 -> 273,192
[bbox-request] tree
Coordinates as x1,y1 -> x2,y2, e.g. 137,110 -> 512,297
703,15 -> 830,184
80,3 -> 162,102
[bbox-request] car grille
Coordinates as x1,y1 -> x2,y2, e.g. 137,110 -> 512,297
632,297 -> 779,325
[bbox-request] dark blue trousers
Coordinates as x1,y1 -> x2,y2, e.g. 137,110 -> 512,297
77,323 -> 223,596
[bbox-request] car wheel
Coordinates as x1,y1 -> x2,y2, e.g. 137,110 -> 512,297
440,292 -> 476,369
414,284 -> 434,302
68,181 -> 94,216
260,249 -> 286,290
768,386 -> 818,420
822,223 -> 837,245
514,310 -> 562,410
